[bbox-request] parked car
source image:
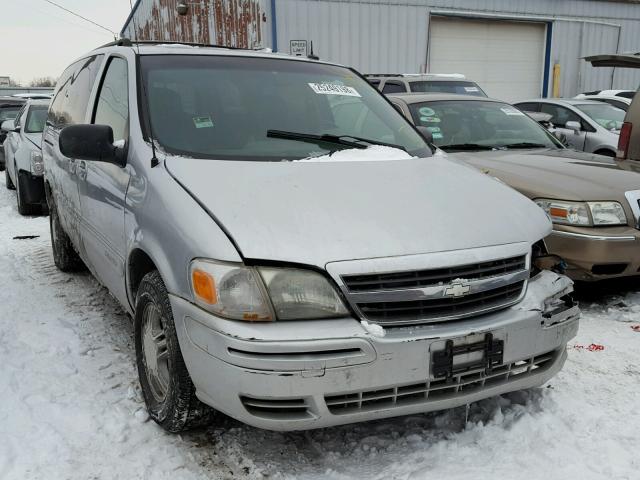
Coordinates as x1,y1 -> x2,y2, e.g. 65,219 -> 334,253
513,98 -> 624,156
0,96 -> 26,170
365,73 -> 487,96
574,94 -> 632,112
576,89 -> 636,100
2,99 -> 48,214
44,41 -> 579,433
389,93 -> 640,281
585,54 -> 640,168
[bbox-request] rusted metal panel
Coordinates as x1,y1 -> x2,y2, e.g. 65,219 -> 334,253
122,0 -> 269,48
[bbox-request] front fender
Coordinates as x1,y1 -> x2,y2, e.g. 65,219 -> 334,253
124,151 -> 242,312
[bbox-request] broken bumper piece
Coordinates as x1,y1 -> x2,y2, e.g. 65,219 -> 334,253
170,270 -> 579,431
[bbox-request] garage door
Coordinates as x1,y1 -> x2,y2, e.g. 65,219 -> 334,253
428,16 -> 547,102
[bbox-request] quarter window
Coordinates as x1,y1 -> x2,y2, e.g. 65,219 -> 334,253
93,57 -> 129,142
381,81 -> 407,94
48,55 -> 103,128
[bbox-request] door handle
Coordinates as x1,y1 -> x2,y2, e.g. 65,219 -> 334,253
77,160 -> 87,180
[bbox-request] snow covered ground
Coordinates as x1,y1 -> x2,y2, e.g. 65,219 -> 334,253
1,173 -> 639,480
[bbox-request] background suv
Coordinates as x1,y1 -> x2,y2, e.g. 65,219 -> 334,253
365,73 -> 487,96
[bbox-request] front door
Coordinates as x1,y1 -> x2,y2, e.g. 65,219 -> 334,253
540,104 -> 588,151
44,55 -> 103,248
77,56 -> 131,307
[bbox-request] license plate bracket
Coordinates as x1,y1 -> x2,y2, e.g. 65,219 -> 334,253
432,333 -> 504,380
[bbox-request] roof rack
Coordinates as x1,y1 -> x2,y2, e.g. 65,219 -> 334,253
96,38 -> 252,51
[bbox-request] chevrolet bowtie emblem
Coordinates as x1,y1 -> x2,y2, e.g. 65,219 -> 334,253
443,281 -> 471,298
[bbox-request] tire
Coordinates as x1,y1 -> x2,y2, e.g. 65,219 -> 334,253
16,170 -> 37,216
5,166 -> 15,190
49,202 -> 84,272
135,270 -> 214,433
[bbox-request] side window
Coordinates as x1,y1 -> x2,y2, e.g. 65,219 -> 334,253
368,79 -> 381,89
515,102 -> 539,113
603,99 -> 626,110
540,104 -> 581,129
48,64 -> 78,127
49,55 -> 103,128
381,81 -> 407,94
93,57 -> 129,142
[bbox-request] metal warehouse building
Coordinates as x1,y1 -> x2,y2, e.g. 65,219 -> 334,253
122,0 -> 640,101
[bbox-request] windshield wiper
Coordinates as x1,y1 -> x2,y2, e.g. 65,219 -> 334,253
498,142 -> 548,150
266,130 -> 407,152
439,143 -> 496,152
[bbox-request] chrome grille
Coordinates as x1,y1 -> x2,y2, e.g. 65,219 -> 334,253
358,281 -> 525,323
342,255 -> 526,292
325,350 -> 557,415
339,254 -> 529,326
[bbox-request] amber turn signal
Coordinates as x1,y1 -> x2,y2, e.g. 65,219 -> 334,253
192,269 -> 217,304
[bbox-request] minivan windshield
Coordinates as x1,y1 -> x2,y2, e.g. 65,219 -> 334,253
409,81 -> 487,97
25,106 -> 48,133
408,100 -> 563,152
140,55 -> 431,160
574,103 -> 625,131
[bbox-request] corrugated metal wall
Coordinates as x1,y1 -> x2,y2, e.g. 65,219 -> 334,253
121,0 -> 271,49
121,0 -> 640,96
271,0 -> 640,96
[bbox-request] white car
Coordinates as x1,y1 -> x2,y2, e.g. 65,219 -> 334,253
514,98 -> 625,156
575,92 -> 633,112
2,99 -> 48,215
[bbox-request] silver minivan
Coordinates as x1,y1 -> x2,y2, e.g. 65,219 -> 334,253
43,40 -> 579,433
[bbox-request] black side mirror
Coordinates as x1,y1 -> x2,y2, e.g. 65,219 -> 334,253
416,125 -> 434,144
59,124 -> 125,166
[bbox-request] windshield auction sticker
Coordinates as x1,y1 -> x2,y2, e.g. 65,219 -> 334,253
308,83 -> 361,97
500,107 -> 525,116
193,116 -> 214,128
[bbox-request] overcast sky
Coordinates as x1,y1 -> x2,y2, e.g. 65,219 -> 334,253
1,0 -> 132,84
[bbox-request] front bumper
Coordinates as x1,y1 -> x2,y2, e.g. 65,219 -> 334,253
171,271 -> 579,431
546,225 -> 640,280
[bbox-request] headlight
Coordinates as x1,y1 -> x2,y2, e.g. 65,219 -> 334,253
534,199 -> 627,226
189,259 -> 348,321
588,201 -> 626,226
534,199 -> 590,225
30,151 -> 44,176
258,267 -> 349,320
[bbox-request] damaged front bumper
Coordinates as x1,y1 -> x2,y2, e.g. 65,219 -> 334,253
171,270 -> 579,431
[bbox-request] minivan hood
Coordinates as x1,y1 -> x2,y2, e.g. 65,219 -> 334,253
166,155 -> 550,267
452,149 -> 640,202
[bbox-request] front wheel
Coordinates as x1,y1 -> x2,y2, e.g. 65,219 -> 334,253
135,270 -> 214,433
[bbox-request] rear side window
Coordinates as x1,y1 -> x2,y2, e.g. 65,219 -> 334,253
617,91 -> 635,99
48,55 -> 103,128
367,79 -> 381,88
515,102 -> 539,113
409,81 -> 487,97
381,81 -> 407,94
93,57 -> 129,142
